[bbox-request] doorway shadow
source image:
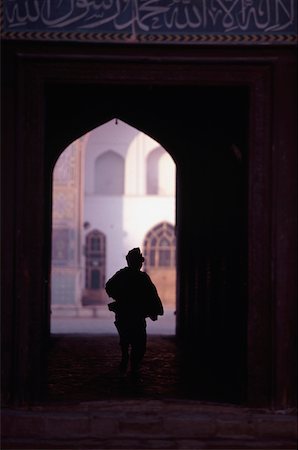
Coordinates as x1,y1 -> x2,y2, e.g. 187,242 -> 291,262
47,334 -> 245,405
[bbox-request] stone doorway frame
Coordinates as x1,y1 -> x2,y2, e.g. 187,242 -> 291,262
2,43 -> 296,407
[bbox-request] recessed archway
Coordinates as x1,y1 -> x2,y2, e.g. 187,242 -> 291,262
46,83 -> 250,403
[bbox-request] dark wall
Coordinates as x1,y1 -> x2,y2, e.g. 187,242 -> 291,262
1,41 -> 297,408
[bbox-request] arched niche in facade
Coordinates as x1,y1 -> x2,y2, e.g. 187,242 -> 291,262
82,229 -> 107,306
94,151 -> 124,195
146,147 -> 176,196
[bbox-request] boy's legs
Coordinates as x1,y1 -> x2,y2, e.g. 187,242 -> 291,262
115,320 -> 130,373
130,321 -> 147,375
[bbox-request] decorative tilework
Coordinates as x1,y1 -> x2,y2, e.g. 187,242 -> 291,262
53,145 -> 76,185
51,270 -> 76,305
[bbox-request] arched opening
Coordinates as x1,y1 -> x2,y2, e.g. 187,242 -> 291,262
46,83 -> 249,405
50,119 -> 176,335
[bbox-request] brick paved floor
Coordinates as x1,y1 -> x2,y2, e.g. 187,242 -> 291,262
47,333 -> 248,405
47,334 -> 185,404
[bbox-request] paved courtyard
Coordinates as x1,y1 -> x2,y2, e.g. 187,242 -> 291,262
51,307 -> 176,335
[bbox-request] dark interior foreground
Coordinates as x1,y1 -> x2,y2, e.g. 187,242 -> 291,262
48,335 -> 182,404
47,333 -> 245,405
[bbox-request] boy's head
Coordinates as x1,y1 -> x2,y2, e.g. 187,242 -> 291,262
126,247 -> 145,268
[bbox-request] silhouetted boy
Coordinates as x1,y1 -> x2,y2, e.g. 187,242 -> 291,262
105,247 -> 164,378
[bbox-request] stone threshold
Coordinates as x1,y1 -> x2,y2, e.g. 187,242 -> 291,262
2,399 -> 297,450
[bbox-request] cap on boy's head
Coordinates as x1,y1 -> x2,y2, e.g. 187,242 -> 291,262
126,247 -> 145,264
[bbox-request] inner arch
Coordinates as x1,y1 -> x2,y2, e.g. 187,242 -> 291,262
51,118 -> 176,335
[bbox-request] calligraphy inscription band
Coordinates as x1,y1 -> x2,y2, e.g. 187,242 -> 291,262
1,0 -> 297,45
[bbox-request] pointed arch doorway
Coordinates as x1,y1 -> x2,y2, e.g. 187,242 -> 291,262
46,82 -> 249,402
50,118 -> 176,335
